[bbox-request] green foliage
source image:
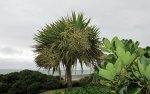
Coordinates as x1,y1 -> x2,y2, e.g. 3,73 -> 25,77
55,83 -> 111,94
0,82 -> 9,93
8,80 -> 27,94
27,82 -> 41,94
137,57 -> 150,79
98,63 -> 116,81
45,78 -> 61,90
98,37 -> 150,94
33,12 -> 101,70
78,75 -> 93,86
2,72 -> 19,84
0,70 -> 63,94
144,46 -> 150,58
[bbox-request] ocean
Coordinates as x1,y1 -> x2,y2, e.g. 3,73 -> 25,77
0,69 -> 93,76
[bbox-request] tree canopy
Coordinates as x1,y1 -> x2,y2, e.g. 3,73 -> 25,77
33,12 -> 102,87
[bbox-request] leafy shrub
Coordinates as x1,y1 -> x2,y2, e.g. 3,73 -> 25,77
25,78 -> 35,85
2,72 -> 19,83
0,82 -> 9,93
47,79 -> 61,90
56,83 -> 111,94
54,75 -> 63,80
98,37 -> 150,94
8,80 -> 27,94
0,70 -> 63,94
72,80 -> 80,87
1,72 -> 19,90
27,82 -> 41,94
59,80 -> 67,88
0,74 -> 3,81
78,75 -> 93,86
19,70 -> 33,76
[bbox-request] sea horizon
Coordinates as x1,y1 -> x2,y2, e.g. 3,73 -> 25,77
0,69 -> 93,76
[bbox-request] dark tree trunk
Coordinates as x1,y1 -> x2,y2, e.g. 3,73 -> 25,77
66,65 -> 72,88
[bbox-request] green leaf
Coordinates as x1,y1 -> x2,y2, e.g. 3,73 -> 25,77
138,47 -> 145,56
106,63 -> 114,71
99,47 -> 110,53
106,54 -> 117,64
116,47 -> 125,57
132,71 -> 140,78
135,41 -> 140,49
112,37 -> 124,48
106,63 -> 116,76
148,50 -> 150,55
99,68 -> 115,81
103,38 -> 111,49
140,56 -> 149,67
114,58 -> 122,74
120,51 -> 135,66
128,87 -> 141,94
138,61 -> 145,75
144,64 -> 150,80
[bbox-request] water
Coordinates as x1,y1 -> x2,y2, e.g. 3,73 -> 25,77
0,69 -> 93,76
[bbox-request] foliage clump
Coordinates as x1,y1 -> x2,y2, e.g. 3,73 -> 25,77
97,37 -> 150,94
55,83 -> 111,94
0,70 -> 63,94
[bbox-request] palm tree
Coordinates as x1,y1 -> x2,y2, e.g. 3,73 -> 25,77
33,12 -> 102,88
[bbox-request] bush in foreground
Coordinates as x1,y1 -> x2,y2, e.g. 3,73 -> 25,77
55,83 -> 111,94
97,37 -> 150,94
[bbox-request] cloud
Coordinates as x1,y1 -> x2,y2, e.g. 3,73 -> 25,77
0,58 -> 36,69
0,0 -> 150,69
0,46 -> 35,69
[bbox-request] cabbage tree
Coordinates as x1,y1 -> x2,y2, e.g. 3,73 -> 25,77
33,12 -> 102,88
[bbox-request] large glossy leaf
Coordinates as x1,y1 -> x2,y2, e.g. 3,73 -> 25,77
112,37 -> 124,48
99,47 -> 110,53
103,38 -> 111,49
144,64 -> 150,80
116,47 -> 125,57
138,47 -> 145,56
99,68 -> 115,81
140,56 -> 149,68
114,58 -> 122,74
138,61 -> 145,75
106,63 -> 114,71
122,51 -> 134,66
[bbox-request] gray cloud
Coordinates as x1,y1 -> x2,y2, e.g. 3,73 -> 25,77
0,58 -> 36,69
0,46 -> 22,55
0,0 -> 150,69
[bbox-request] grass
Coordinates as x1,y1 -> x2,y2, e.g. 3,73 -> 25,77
40,87 -> 81,94
40,89 -> 64,94
40,84 -> 111,94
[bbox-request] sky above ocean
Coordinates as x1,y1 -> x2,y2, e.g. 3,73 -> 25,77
0,0 -> 150,69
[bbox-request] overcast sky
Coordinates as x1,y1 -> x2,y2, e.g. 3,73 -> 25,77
0,0 -> 150,69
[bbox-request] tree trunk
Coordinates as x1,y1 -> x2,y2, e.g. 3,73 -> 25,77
66,65 -> 72,88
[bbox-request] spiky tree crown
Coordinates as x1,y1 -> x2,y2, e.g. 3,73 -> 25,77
33,12 -> 101,71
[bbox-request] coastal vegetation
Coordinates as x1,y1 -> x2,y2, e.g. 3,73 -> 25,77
0,70 -> 95,94
0,70 -> 63,94
97,37 -> 150,94
1,12 -> 150,94
54,83 -> 111,94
